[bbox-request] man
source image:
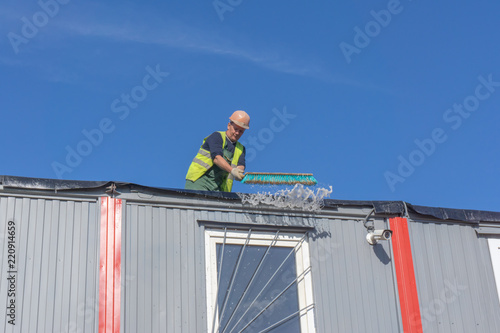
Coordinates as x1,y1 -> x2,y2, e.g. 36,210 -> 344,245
185,110 -> 250,192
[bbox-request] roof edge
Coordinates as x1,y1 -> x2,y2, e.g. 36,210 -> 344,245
1,175 -> 499,223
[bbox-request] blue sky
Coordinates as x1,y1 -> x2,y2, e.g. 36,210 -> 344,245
1,0 -> 499,212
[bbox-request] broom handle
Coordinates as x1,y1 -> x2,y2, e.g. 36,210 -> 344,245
244,172 -> 313,176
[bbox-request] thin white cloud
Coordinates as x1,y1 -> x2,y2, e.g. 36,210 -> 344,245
40,3 -> 332,82
0,1 -> 379,89
61,20 -> 327,80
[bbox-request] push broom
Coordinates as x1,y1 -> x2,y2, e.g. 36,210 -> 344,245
241,172 -> 318,186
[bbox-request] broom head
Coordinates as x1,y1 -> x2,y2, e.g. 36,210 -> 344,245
241,172 -> 317,185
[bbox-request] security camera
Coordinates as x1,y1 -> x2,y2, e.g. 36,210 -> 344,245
366,229 -> 393,245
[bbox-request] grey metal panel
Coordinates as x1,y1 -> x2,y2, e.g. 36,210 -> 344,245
309,218 -> 400,333
123,204 -> 209,333
408,219 -> 500,333
122,201 -> 401,333
0,195 -> 99,333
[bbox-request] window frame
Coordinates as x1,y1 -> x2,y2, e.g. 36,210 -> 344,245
204,227 -> 316,332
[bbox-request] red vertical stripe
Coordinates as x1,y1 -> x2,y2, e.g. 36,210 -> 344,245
114,199 -> 122,331
99,197 -> 122,333
98,198 -> 108,332
390,217 -> 423,333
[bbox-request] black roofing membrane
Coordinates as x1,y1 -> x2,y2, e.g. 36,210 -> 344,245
1,175 -> 499,223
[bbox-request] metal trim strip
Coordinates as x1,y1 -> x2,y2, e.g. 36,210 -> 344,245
198,220 -> 315,232
99,197 -> 122,333
390,217 -> 423,333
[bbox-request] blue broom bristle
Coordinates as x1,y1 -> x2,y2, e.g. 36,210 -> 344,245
241,173 -> 317,185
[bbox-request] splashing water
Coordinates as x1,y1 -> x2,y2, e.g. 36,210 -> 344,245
238,184 -> 333,212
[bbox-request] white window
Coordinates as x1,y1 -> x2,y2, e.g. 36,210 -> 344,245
205,227 -> 316,333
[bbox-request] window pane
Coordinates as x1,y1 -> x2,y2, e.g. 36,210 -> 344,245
216,244 -> 300,333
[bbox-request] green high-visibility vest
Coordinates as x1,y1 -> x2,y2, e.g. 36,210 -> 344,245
185,131 -> 244,192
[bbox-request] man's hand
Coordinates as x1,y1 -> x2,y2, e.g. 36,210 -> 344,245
231,168 -> 244,181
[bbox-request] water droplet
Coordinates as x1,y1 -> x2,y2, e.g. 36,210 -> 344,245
237,184 -> 332,211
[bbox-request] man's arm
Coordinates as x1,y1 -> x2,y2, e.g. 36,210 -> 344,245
213,155 -> 245,172
205,133 -> 245,178
213,155 -> 233,173
213,155 -> 245,180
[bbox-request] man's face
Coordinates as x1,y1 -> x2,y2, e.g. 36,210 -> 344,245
227,121 -> 246,141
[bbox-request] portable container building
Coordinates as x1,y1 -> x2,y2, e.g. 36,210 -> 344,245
0,175 -> 499,332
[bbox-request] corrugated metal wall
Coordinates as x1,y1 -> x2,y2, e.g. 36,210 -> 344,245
408,219 -> 500,332
0,195 -> 100,333
310,218 -> 401,332
3,186 -> 500,333
122,201 -> 401,332
122,204 -> 206,333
